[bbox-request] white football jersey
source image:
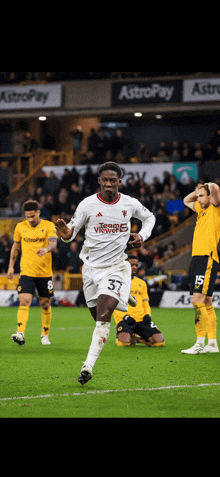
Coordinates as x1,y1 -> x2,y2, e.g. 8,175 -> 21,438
64,192 -> 155,268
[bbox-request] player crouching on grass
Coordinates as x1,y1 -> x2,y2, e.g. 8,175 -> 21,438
113,255 -> 165,347
181,183 -> 220,354
7,200 -> 57,346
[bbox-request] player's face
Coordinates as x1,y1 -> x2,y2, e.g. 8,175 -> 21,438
196,189 -> 211,209
98,170 -> 122,201
25,209 -> 41,227
129,258 -> 139,277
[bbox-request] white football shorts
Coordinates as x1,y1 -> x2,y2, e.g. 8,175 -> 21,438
82,260 -> 131,312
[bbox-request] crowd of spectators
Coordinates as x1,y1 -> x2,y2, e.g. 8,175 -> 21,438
1,117 -> 220,276
7,119 -> 220,167
1,163 -> 220,277
29,165 -> 197,227
72,125 -> 220,166
7,121 -> 220,174
0,132 -> 220,273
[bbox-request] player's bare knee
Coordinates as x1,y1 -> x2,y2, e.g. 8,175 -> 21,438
19,295 -> 32,307
153,333 -> 164,343
98,308 -> 112,322
192,293 -> 206,305
97,295 -> 118,322
19,298 -> 30,307
40,298 -> 50,310
118,332 -> 131,343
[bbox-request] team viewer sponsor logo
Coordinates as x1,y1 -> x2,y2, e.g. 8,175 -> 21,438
94,223 -> 128,233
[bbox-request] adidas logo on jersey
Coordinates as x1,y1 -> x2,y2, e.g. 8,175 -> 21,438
96,212 -> 103,217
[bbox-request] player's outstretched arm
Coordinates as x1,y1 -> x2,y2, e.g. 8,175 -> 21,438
56,218 -> 75,241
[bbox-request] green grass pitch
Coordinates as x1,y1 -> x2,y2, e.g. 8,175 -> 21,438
1,306 -> 220,418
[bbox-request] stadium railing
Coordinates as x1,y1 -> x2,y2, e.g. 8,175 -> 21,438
0,149 -> 74,197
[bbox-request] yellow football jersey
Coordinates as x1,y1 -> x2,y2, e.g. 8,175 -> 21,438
13,219 -> 57,277
113,275 -> 151,325
192,201 -> 220,263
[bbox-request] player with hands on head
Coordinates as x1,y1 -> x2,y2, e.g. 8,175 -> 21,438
182,182 -> 220,354
56,161 -> 156,385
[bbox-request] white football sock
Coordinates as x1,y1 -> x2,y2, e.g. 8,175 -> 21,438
84,321 -> 110,369
196,336 -> 205,346
208,339 -> 217,345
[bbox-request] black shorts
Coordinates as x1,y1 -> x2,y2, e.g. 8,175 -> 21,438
17,275 -> 54,298
190,255 -> 219,296
116,314 -> 161,343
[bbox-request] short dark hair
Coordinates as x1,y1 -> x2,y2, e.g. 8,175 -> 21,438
98,161 -> 122,178
23,200 -> 39,211
127,254 -> 139,261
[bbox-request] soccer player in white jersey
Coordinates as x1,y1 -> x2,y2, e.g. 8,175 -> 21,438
56,162 -> 155,385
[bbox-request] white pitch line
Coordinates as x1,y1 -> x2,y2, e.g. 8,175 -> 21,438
1,382 -> 220,403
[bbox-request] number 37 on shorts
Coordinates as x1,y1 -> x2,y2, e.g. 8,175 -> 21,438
107,279 -> 123,293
